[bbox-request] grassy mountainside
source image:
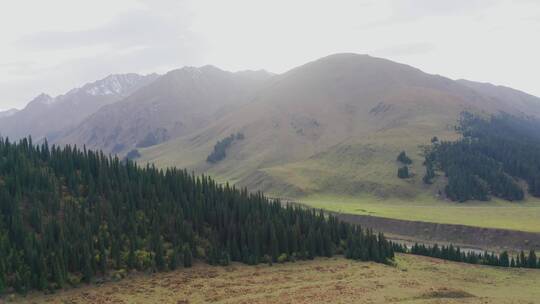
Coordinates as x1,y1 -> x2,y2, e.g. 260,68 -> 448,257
139,54 -> 540,201
17,254 -> 540,304
457,79 -> 540,117
423,113 -> 540,202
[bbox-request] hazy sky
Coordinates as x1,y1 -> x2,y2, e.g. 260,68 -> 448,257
1,0 -> 539,109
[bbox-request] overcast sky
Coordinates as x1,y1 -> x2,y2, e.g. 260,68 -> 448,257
1,0 -> 539,109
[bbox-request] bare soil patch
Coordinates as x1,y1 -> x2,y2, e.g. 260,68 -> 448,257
334,213 -> 540,251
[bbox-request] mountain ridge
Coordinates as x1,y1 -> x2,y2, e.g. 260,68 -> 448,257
0,73 -> 159,141
55,66 -> 273,154
0,108 -> 19,118
5,53 -> 540,201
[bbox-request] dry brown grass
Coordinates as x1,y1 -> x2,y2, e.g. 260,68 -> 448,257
10,254 -> 540,304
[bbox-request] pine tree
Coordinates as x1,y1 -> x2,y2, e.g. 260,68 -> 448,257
528,250 -> 537,268
82,244 -> 93,283
183,245 -> 193,268
519,251 -> 527,268
397,151 -> 412,164
499,251 -> 510,267
154,236 -> 166,271
99,237 -> 107,274
397,166 -> 410,179
169,246 -> 179,270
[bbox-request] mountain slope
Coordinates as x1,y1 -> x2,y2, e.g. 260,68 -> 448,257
0,108 -> 18,118
457,79 -> 540,117
139,54 -> 540,199
0,73 -> 158,141
57,66 -> 273,154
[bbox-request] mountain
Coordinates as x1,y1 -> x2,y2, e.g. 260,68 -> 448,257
0,108 -> 19,118
137,54 -> 540,199
0,73 -> 159,142
456,79 -> 540,117
56,66 -> 273,154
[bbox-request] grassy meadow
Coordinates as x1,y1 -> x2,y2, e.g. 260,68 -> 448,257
299,193 -> 540,233
12,254 -> 540,304
138,109 -> 540,233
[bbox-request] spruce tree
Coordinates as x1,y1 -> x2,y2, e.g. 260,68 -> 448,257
397,151 -> 412,164
528,250 -> 537,268
397,166 -> 410,179
183,244 -> 193,268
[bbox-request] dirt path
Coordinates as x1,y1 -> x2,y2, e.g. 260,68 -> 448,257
334,212 -> 540,252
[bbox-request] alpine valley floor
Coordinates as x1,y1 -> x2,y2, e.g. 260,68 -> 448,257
298,194 -> 540,233
13,254 -> 540,304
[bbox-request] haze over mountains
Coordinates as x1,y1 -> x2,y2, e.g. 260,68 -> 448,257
140,54 -> 540,198
0,108 -> 18,118
57,66 -> 272,154
0,73 -> 159,142
3,53 -> 540,199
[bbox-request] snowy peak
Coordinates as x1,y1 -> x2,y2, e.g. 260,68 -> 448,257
21,73 -> 159,110
0,72 -> 159,141
81,73 -> 159,96
29,93 -> 54,106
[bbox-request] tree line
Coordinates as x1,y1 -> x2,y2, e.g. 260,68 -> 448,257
392,242 -> 539,269
206,132 -> 244,163
0,137 -> 394,294
423,112 -> 540,202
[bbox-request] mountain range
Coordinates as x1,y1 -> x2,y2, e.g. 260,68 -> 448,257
57,66 -> 272,154
3,53 -> 540,200
0,73 -> 159,142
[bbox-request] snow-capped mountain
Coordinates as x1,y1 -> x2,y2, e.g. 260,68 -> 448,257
57,66 -> 272,154
0,73 -> 159,141
79,74 -> 157,97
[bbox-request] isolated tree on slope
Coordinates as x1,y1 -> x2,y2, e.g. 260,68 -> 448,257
397,151 -> 412,164
397,166 -> 409,179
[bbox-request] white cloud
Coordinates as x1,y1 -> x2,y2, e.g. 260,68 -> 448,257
1,0 -> 539,108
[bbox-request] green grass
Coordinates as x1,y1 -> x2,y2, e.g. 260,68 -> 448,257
300,193 -> 540,232
137,99 -> 540,233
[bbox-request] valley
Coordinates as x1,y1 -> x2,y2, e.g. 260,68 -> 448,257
3,2 -> 540,303
4,53 -> 540,253
3,54 -> 540,303
301,194 -> 540,233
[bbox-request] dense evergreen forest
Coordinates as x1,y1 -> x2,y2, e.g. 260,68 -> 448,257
206,132 -> 244,163
394,243 -> 539,269
424,112 -> 540,202
0,137 -> 394,294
